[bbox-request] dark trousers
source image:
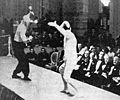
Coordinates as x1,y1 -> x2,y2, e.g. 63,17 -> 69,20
13,41 -> 29,77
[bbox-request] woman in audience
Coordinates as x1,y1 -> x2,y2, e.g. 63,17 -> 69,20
116,48 -> 120,57
107,56 -> 120,94
91,51 -> 105,86
98,54 -> 113,88
77,50 -> 90,81
85,52 -> 97,84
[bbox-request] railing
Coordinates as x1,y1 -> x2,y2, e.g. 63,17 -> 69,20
0,34 -> 13,57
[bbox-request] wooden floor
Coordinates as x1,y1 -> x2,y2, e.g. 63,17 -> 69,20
0,56 -> 120,100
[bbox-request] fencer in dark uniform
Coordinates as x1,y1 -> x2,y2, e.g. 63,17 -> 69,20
12,11 -> 34,81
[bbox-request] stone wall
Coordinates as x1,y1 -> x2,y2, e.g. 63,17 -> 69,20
62,0 -> 88,37
109,0 -> 120,38
0,0 -> 62,21
88,0 -> 100,21
0,0 -> 100,36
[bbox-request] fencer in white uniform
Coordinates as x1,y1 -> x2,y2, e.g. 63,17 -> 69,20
48,21 -> 78,96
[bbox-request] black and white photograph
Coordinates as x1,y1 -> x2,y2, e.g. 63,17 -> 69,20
0,0 -> 120,100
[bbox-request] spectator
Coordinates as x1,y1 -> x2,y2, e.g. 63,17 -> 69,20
85,52 -> 97,80
76,50 -> 90,81
99,54 -> 112,88
107,46 -> 115,62
77,43 -> 82,53
37,48 -> 50,67
49,47 -> 58,56
116,35 -> 120,48
108,56 -> 120,94
47,33 -> 53,47
91,51 -> 105,87
27,48 -> 37,64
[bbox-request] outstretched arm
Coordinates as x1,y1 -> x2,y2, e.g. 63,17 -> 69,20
48,21 -> 66,36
